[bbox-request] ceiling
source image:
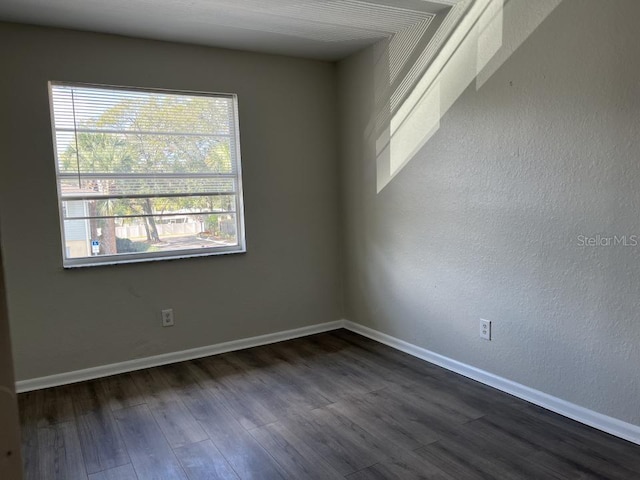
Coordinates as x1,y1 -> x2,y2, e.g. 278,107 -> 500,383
0,0 -> 459,60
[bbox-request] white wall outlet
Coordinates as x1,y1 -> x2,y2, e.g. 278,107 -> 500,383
161,309 -> 174,327
480,319 -> 491,340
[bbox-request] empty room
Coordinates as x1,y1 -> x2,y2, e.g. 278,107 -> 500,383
1,0 -> 639,479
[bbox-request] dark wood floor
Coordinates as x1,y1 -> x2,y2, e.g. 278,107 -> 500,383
18,329 -> 640,479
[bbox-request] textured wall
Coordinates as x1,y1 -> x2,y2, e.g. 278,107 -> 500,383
0,23 -> 341,380
338,0 -> 640,425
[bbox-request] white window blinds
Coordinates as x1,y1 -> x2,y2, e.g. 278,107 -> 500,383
49,82 -> 245,267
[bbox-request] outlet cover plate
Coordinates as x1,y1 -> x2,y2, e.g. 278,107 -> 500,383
480,319 -> 491,340
162,309 -> 174,327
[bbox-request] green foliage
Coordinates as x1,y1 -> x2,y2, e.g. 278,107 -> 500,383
115,237 -> 150,254
205,214 -> 219,232
61,91 -> 236,241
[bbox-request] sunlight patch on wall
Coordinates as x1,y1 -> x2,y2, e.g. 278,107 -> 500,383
374,0 -> 563,193
476,0 -> 563,89
377,82 -> 441,192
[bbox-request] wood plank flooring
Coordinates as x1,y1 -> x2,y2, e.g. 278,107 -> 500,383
18,329 -> 640,479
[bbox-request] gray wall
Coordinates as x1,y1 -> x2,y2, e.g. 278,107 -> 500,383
3,0 -> 639,432
0,237 -> 23,479
338,0 -> 640,426
0,23 -> 341,381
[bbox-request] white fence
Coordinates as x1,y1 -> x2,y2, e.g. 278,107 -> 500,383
116,222 -> 202,239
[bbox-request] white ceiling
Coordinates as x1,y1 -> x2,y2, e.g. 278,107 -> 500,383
0,0 -> 458,60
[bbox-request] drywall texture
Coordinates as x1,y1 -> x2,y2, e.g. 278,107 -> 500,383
0,240 -> 23,479
338,0 -> 640,426
0,23 -> 341,380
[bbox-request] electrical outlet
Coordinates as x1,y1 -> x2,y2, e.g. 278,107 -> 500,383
161,309 -> 174,327
480,319 -> 491,340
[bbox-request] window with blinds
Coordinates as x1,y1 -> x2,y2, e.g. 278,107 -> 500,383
49,82 -> 246,267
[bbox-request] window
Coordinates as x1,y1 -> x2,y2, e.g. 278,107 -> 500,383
49,82 -> 246,267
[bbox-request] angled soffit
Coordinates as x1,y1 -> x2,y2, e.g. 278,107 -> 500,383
0,0 -> 464,61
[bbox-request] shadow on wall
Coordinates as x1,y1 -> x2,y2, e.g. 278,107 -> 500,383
373,0 -> 563,193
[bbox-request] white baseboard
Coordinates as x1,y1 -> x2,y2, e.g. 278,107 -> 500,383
342,320 -> 640,445
15,320 -> 344,393
16,317 -> 640,446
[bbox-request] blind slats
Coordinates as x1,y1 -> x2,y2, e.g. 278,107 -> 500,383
56,127 -> 233,138
62,194 -> 235,219
59,177 -> 236,199
50,82 -> 245,266
51,83 -> 240,199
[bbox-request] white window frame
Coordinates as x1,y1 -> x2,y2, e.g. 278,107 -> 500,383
49,82 -> 246,268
